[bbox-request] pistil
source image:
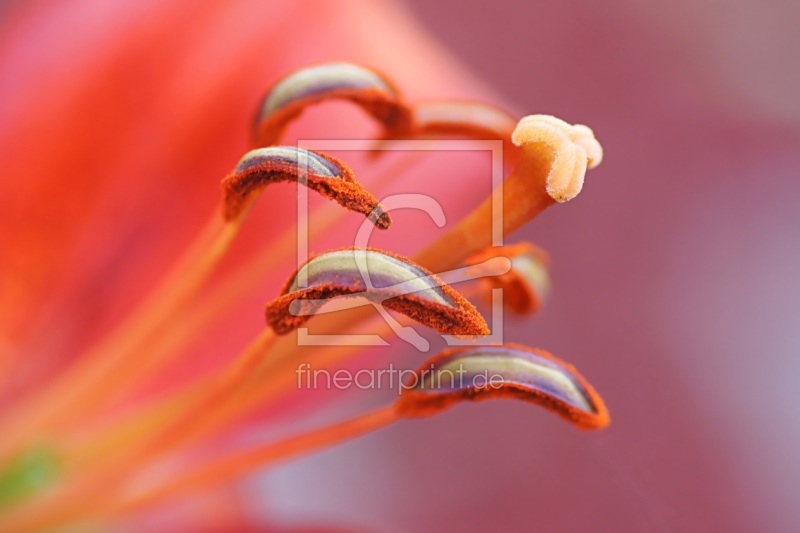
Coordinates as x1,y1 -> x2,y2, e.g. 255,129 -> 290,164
415,115 -> 602,272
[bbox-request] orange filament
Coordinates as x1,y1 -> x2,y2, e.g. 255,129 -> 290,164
0,329 -> 281,530
71,311 -> 408,495
62,328 -> 277,468
371,100 -> 521,166
114,406 -> 398,519
0,213 -> 243,462
1,405 -> 398,530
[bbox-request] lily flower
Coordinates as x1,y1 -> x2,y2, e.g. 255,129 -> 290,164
0,1 -> 606,530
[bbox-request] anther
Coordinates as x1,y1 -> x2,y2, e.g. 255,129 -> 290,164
221,146 -> 391,228
396,344 -> 610,430
253,62 -> 412,146
465,242 -> 551,314
265,247 -> 489,337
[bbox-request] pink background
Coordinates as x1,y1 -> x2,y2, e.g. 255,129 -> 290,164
257,1 -> 800,531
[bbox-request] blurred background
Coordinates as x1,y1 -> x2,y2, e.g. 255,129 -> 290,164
257,1 -> 800,531
2,0 -> 798,531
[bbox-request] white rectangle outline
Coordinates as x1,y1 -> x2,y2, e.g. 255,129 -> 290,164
295,139 -> 505,349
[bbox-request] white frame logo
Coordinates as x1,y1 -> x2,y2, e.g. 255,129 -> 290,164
293,139 -> 507,351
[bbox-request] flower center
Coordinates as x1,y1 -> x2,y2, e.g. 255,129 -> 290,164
0,62 -> 606,531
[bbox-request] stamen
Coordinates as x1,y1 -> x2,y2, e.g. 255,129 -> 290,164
465,242 -> 551,314
396,344 -> 610,430
414,114 -> 603,272
221,146 -> 391,228
371,101 -> 519,164
253,62 -> 412,146
265,247 -> 489,337
413,101 -> 517,139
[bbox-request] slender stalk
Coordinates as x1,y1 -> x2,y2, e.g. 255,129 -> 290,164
117,406 -> 399,518
1,406 -> 399,531
414,155 -> 554,272
0,211 -> 242,463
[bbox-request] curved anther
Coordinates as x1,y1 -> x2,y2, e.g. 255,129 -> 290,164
221,146 -> 391,228
253,62 -> 412,146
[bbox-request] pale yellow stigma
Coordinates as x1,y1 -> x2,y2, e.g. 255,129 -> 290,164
512,115 -> 603,202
